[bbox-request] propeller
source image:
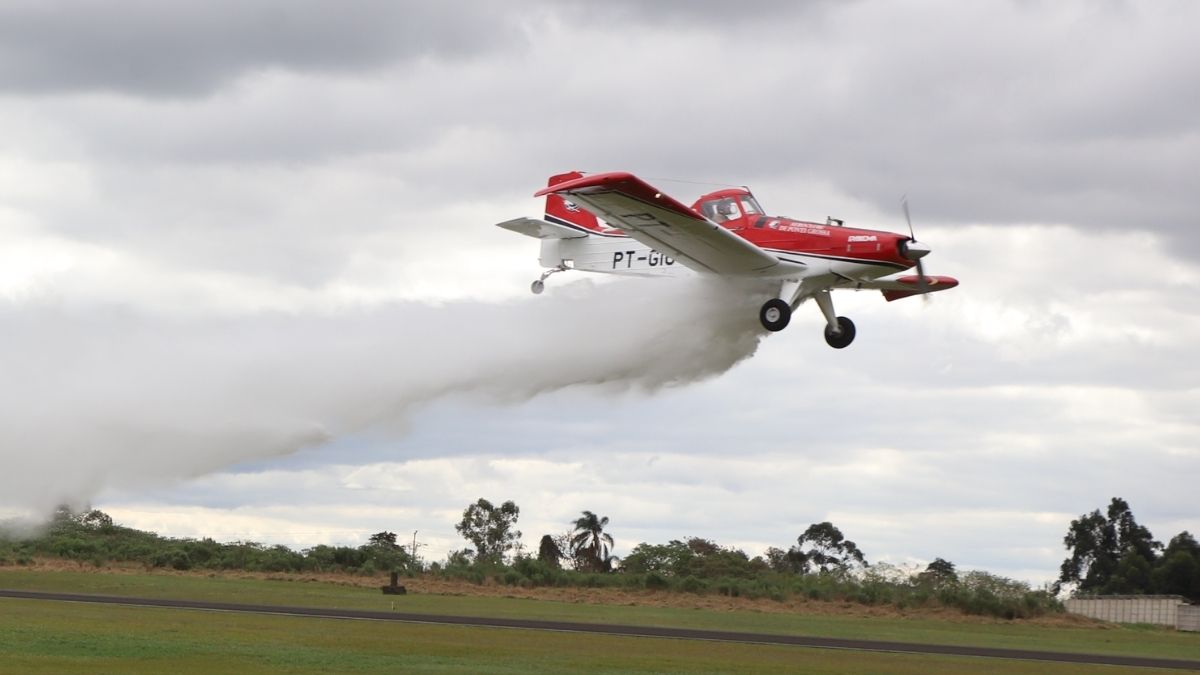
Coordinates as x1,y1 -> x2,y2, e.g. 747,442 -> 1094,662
901,196 -> 931,299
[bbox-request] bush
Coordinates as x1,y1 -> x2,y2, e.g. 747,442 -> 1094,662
511,556 -> 568,587
644,572 -> 670,590
715,579 -> 741,597
164,549 -> 191,571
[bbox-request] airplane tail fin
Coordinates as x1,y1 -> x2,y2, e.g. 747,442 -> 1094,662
543,171 -> 608,234
494,171 -> 606,242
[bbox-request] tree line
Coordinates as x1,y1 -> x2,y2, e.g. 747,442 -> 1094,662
397,498 -> 1055,619
0,501 -> 1055,618
12,496 -> 1192,619
1056,497 -> 1200,601
450,499 -> 869,576
0,506 -> 421,575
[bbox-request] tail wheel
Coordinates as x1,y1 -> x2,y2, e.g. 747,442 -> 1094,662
760,298 -> 791,332
824,316 -> 856,349
531,280 -> 545,295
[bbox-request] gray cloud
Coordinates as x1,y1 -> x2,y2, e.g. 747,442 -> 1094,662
6,0 -> 1196,289
557,0 -> 837,28
0,1 -> 524,96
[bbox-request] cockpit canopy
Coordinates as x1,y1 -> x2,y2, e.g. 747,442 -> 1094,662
694,189 -> 764,224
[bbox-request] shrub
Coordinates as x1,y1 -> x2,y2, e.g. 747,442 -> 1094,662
715,579 -> 741,597
167,549 -> 192,571
644,572 -> 670,590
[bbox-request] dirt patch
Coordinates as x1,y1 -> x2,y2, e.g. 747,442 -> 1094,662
4,558 -> 1099,628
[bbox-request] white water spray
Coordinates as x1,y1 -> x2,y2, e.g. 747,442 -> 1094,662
0,278 -> 765,513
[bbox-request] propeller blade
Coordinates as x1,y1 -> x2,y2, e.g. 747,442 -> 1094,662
903,196 -> 932,302
901,196 -> 935,303
902,196 -> 915,240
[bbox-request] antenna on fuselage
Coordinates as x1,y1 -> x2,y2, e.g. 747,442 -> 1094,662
641,176 -> 743,189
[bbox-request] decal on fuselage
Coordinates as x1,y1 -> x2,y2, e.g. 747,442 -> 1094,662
767,221 -> 831,237
612,249 -> 676,269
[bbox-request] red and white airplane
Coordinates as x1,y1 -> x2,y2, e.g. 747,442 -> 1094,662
497,171 -> 958,348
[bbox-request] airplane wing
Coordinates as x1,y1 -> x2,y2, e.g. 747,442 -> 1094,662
850,274 -> 960,301
535,172 -> 781,275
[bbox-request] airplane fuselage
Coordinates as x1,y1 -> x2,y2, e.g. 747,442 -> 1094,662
544,212 -> 914,286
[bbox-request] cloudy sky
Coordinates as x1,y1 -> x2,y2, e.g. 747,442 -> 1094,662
2,0 -> 1197,584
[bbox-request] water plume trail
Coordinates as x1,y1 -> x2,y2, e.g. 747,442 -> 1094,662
0,277 -> 766,514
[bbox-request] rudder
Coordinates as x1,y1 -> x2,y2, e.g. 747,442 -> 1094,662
543,171 -> 609,234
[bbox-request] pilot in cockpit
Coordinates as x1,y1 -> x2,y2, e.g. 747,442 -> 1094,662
713,199 -> 738,223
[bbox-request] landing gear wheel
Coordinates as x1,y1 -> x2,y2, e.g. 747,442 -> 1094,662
759,298 -> 792,332
531,264 -> 568,295
824,316 -> 856,349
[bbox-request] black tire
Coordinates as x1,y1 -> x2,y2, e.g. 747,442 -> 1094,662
824,316 -> 856,349
759,298 -> 791,332
531,280 -> 545,295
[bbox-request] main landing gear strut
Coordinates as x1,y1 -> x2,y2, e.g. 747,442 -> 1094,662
758,287 -> 856,349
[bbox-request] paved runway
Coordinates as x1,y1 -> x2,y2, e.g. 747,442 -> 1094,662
3,588 -> 1197,670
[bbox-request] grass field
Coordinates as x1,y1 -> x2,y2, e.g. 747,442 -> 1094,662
0,598 -> 1110,674
1,566 -> 1197,673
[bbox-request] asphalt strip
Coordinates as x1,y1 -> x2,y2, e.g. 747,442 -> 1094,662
2,589 -> 1197,670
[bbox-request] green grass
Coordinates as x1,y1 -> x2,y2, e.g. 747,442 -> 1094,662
2,568 -> 1198,663
0,598 -> 1105,674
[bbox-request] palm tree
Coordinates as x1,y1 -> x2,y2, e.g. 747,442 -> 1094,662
570,511 -> 614,572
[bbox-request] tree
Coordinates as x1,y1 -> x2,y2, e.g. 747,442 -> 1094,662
570,510 -> 614,572
80,509 -> 114,531
455,499 -> 521,564
686,538 -> 721,557
1107,549 -> 1154,594
622,540 -> 692,575
368,531 -> 399,548
537,534 -> 564,568
362,531 -> 412,573
1058,509 -> 1111,592
1057,497 -> 1160,594
765,546 -> 807,574
1162,531 -> 1200,558
681,538 -> 757,579
917,558 -> 958,585
1152,531 -> 1200,601
794,522 -> 867,573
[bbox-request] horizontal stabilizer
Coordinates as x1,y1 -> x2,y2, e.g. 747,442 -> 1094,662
496,217 -> 588,240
